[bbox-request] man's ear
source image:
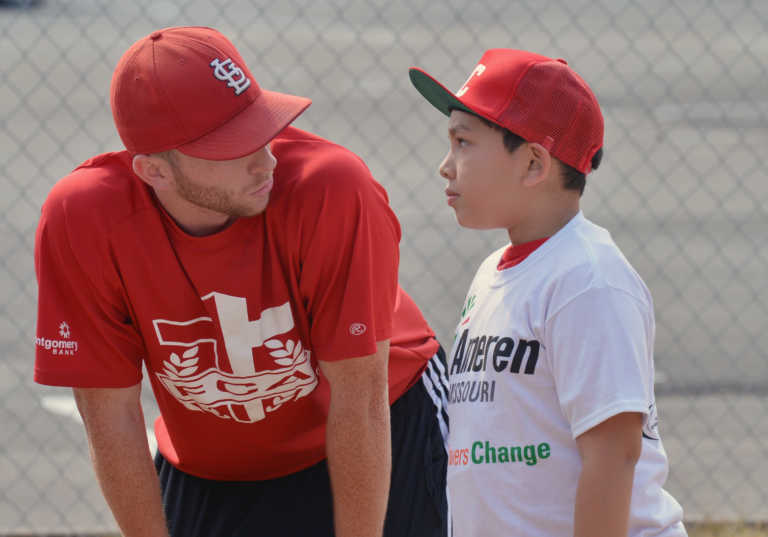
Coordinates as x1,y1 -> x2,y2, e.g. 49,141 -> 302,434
522,142 -> 553,187
132,154 -> 175,190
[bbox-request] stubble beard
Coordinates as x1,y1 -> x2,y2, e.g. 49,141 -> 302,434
173,169 -> 266,218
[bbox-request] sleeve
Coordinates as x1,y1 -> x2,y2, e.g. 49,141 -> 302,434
34,179 -> 145,387
545,285 -> 653,438
292,150 -> 401,362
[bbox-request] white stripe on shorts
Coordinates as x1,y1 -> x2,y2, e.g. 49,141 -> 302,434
420,349 -> 452,537
421,352 -> 450,445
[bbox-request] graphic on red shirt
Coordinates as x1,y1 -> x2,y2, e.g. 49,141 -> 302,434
153,292 -> 318,423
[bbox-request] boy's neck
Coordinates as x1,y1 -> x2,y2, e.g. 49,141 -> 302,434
506,203 -> 579,246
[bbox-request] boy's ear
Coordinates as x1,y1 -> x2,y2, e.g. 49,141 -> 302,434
132,154 -> 175,190
522,142 -> 553,187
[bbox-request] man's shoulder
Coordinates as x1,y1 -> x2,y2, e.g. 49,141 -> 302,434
273,127 -> 372,181
42,151 -> 153,230
271,127 -> 385,206
273,126 -> 356,155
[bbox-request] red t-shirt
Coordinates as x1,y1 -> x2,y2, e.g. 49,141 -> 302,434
34,126 -> 438,480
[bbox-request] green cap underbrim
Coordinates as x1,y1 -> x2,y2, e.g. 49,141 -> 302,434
409,67 -> 476,117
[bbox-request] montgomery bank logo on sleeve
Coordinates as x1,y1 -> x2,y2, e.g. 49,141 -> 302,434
35,321 -> 79,356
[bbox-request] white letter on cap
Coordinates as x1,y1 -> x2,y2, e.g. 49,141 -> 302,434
210,58 -> 252,96
456,64 -> 486,97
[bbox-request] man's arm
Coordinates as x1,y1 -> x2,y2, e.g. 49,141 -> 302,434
73,384 -> 170,537
574,411 -> 643,537
319,340 -> 391,537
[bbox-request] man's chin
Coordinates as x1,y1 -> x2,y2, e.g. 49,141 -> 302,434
233,201 -> 269,218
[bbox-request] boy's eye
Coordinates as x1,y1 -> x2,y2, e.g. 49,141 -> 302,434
456,138 -> 468,147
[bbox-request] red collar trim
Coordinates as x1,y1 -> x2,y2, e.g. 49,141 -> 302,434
496,237 -> 549,271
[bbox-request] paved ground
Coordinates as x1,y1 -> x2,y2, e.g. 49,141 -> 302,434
1,0 -> 766,532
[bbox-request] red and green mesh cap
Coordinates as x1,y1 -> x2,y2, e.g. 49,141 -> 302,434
409,49 -> 604,174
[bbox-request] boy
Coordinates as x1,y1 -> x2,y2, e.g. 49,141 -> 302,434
409,49 -> 686,537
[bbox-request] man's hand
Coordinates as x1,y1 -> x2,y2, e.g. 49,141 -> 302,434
320,340 -> 391,537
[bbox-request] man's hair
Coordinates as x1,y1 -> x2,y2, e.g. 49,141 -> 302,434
154,149 -> 178,164
152,150 -> 183,175
472,113 -> 603,196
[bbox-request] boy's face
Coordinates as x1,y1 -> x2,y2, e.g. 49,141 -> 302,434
439,110 -> 531,230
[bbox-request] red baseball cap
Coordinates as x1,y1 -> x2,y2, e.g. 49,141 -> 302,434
110,26 -> 311,160
409,49 -> 603,174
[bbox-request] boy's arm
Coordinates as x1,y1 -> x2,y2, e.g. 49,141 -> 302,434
73,384 -> 170,537
319,340 -> 391,537
574,411 -> 643,537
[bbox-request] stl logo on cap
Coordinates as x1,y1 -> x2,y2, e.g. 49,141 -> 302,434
210,57 -> 251,96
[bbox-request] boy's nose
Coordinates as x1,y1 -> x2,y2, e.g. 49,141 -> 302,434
438,153 -> 454,180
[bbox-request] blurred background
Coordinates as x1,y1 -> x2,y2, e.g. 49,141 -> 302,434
1,0 -> 767,533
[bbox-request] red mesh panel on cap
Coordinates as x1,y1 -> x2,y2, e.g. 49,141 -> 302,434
497,59 -> 603,173
519,63 -> 579,169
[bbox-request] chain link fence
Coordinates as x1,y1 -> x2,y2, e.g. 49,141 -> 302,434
1,0 -> 767,533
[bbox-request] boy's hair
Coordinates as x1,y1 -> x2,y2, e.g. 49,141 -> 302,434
473,113 -> 602,196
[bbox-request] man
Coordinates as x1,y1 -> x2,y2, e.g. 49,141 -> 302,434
408,49 -> 687,536
34,26 -> 449,537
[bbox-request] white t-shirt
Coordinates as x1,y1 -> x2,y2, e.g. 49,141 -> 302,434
446,212 -> 686,537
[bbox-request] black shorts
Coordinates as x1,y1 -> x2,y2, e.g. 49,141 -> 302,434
155,348 -> 450,537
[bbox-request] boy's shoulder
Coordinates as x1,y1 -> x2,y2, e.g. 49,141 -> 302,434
549,214 -> 652,307
466,214 -> 651,309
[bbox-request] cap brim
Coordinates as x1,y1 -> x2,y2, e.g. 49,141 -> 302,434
408,68 -> 475,117
177,89 -> 311,160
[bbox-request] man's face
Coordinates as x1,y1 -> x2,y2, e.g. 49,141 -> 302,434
168,144 -> 278,218
438,110 -> 530,230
